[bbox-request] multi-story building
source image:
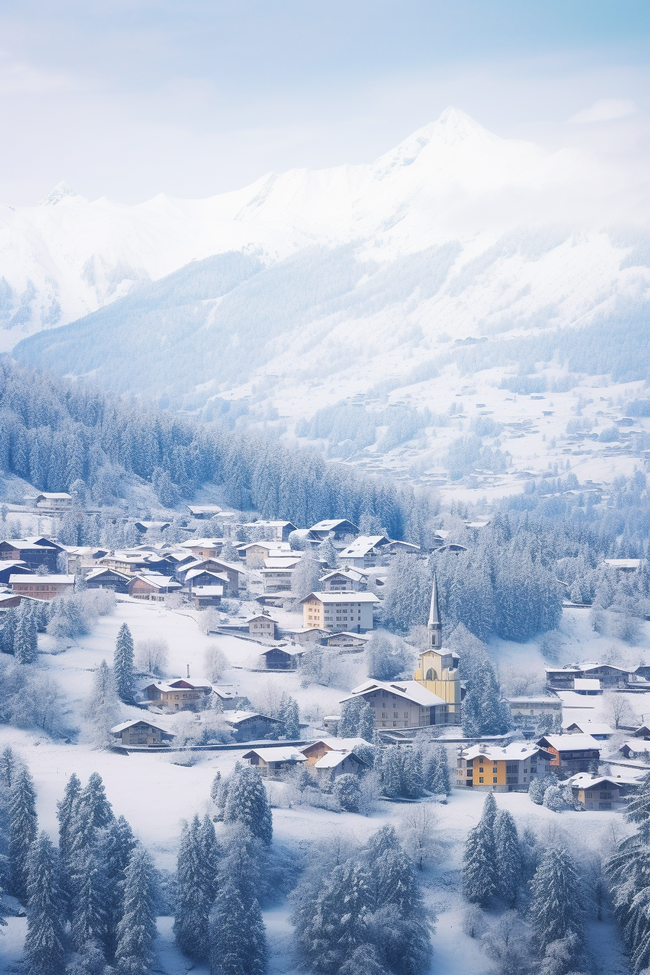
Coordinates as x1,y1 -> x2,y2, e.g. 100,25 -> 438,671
300,591 -> 379,632
456,742 -> 552,792
536,734 -> 601,774
412,576 -> 462,724
507,695 -> 562,733
9,574 -> 75,601
340,679 -> 448,730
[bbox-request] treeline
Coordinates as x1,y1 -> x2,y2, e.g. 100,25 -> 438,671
0,357 -> 433,541
295,400 -> 446,458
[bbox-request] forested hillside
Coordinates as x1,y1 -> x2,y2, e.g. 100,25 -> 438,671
0,357 -> 432,539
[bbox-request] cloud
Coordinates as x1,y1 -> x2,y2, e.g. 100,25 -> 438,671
0,51 -> 74,94
567,97 -> 637,124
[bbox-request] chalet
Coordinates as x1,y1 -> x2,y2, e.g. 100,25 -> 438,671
301,738 -> 369,769
84,567 -> 130,593
633,724 -> 650,740
341,679 -> 449,729
309,519 -> 359,541
241,541 -> 277,567
191,585 -> 224,608
134,521 -> 171,534
565,721 -> 614,740
99,552 -> 150,575
211,685 -> 243,710
323,631 -> 370,649
142,677 -> 212,710
179,538 -> 224,560
602,558 -> 642,573
434,542 -> 468,555
242,747 -> 307,778
300,591 -> 379,632
337,536 -> 391,567
385,540 -> 421,556
282,627 -> 329,646
110,719 -> 175,747
536,734 -> 601,773
569,773 -> 626,810
0,561 -> 31,585
259,645 -> 304,670
247,615 -> 279,641
620,740 -> 650,760
457,743 -> 552,792
177,558 -> 242,593
244,521 -> 297,542
34,492 -> 73,511
9,574 -> 75,600
223,711 -> 284,742
127,574 -> 182,601
187,504 -> 222,519
0,592 -> 25,612
0,539 -> 61,572
546,663 -> 632,690
318,568 -> 367,592
183,569 -> 229,592
506,696 -> 562,733
312,749 -> 368,776
260,559 -> 300,593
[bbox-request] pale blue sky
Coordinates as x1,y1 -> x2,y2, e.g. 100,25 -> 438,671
1,1 -> 649,203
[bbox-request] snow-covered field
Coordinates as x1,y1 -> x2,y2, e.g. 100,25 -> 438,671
0,596 -> 645,972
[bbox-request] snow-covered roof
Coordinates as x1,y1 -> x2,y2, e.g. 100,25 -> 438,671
318,569 -> 363,583
573,678 -> 601,691
603,558 -> 642,570
111,718 -> 174,735
143,677 -> 212,693
184,568 -> 229,582
622,740 -> 650,753
35,492 -> 71,500
303,737 -> 369,752
10,574 -> 74,584
224,710 -> 281,725
463,742 -> 544,762
131,574 -> 182,589
570,771 -> 640,788
313,750 -> 367,769
338,535 -> 390,559
310,519 -> 359,533
246,614 -> 279,624
187,504 -> 222,514
342,679 -> 446,708
326,631 -> 371,642
538,734 -> 601,751
262,558 -> 301,569
259,645 -> 303,657
300,591 -> 380,604
243,747 -> 306,764
565,722 -> 614,736
506,696 -> 561,705
86,567 -> 130,581
180,538 -> 223,548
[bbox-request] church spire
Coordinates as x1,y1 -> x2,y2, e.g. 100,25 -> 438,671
428,574 -> 442,649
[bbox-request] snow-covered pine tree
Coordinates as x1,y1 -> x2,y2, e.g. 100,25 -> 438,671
8,763 -> 38,902
338,699 -> 362,738
114,844 -> 157,975
114,623 -> 135,702
70,844 -> 108,953
223,766 -> 273,845
14,608 -> 37,664
279,696 -> 300,740
85,660 -> 120,748
462,793 -> 497,906
98,815 -> 136,960
210,771 -> 222,805
357,701 -> 375,743
430,746 -> 451,796
543,784 -> 564,812
174,815 -> 218,962
209,874 -> 267,975
530,848 -> 584,954
494,809 -> 520,905
317,537 -> 339,569
57,771 -> 81,908
334,774 -> 361,813
528,775 -> 547,805
24,832 -> 65,975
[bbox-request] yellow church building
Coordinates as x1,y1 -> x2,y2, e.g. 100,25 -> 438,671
413,575 -> 462,724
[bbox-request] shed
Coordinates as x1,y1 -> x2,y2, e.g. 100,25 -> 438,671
259,645 -> 304,670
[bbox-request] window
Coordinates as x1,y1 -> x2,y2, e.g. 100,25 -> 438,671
478,766 -> 484,773
493,777 -> 497,783
478,776 -> 484,783
404,712 -> 409,718
393,721 -> 397,727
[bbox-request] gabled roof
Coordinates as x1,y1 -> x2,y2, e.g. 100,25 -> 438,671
10,574 -> 74,584
338,536 -> 390,559
463,742 -> 546,762
570,772 -> 638,788
224,710 -> 283,725
302,737 -> 369,752
538,734 -> 600,751
310,519 -> 359,533
86,567 -> 131,581
129,573 -> 182,590
243,747 -> 306,764
111,718 -> 174,735
341,679 -> 446,708
35,492 -> 72,501
259,645 -> 304,657
313,750 -> 368,769
565,722 -> 614,736
300,591 -> 380,604
184,568 -> 229,583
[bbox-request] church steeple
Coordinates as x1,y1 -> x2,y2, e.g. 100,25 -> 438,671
428,574 -> 442,649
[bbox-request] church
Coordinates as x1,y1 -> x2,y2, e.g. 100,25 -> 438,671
341,575 -> 462,729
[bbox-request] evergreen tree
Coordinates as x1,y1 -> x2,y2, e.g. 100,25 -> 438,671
115,844 -> 157,975
430,746 -> 451,796
494,809 -> 520,905
338,698 -> 362,738
114,623 -> 135,702
57,772 -> 82,906
70,844 -> 108,953
8,763 -> 38,902
357,701 -> 375,743
462,793 -> 497,906
209,874 -> 267,975
223,766 -> 273,845
24,832 -> 65,975
14,608 -> 38,664
85,660 -> 120,748
175,814 -> 220,962
279,696 -> 300,739
530,848 -> 584,954
99,815 -> 136,959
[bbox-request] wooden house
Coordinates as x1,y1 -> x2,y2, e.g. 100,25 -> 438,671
223,710 -> 284,742
110,719 -> 175,747
309,519 -> 359,541
177,558 -> 242,593
565,721 -> 614,740
337,535 -> 391,567
0,561 -> 31,585
0,539 -> 61,572
301,738 -> 369,776
323,631 -> 370,649
620,739 -> 650,760
180,538 -> 224,560
35,492 -> 72,511
536,734 -> 601,773
569,773 -> 626,810
318,568 -> 367,591
243,521 -> 297,542
142,677 -> 212,710
259,645 -> 304,670
127,574 -> 182,601
183,569 -> 229,592
10,574 -> 75,601
85,567 -> 130,593
300,591 -> 379,632
191,585 -> 223,608
242,747 -> 307,778
247,615 -> 279,641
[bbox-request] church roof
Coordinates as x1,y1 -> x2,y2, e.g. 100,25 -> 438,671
428,575 -> 441,628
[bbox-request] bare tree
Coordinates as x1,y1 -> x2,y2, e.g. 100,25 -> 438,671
605,691 -> 636,730
135,636 -> 169,676
204,643 -> 229,682
399,804 -> 440,870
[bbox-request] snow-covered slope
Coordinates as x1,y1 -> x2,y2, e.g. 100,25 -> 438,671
3,106 -> 645,352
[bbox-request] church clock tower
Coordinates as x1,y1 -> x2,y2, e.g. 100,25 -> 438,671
413,574 -> 461,723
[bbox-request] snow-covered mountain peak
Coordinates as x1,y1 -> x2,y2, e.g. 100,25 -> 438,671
38,181 -> 84,207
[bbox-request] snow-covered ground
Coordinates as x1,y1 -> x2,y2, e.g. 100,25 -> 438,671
0,596 -> 645,971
